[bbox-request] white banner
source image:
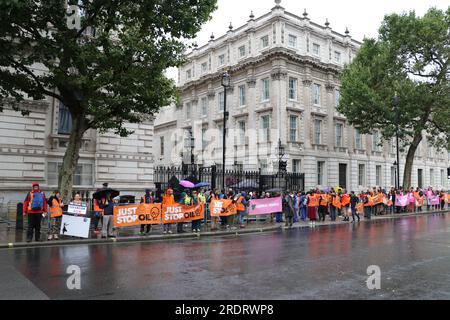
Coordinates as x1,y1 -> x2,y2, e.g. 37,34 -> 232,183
67,203 -> 88,215
60,214 -> 91,238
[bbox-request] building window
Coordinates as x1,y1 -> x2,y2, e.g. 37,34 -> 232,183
201,128 -> 207,149
185,102 -> 191,119
238,45 -> 246,58
334,51 -> 341,63
48,162 -> 93,186
201,97 -> 208,117
259,159 -> 268,173
292,159 -> 301,173
441,169 -> 445,186
288,34 -> 297,48
160,136 -> 164,156
238,120 -> 246,145
186,69 -> 191,79
317,161 -> 325,185
218,54 -> 225,66
430,168 -> 434,185
289,116 -> 298,142
314,119 -> 322,145
335,123 -> 343,147
313,43 -> 320,56
58,103 -> 72,135
358,164 -> 366,186
313,83 -> 321,105
288,77 -> 298,100
261,115 -> 270,142
335,89 -> 340,107
376,165 -> 382,186
261,35 -> 269,49
261,78 -> 270,101
217,124 -> 223,144
355,129 -> 362,149
372,131 -> 381,151
201,62 -> 207,74
239,85 -> 246,106
218,92 -> 224,111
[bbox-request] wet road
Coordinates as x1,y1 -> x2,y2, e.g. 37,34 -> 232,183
1,212 -> 450,300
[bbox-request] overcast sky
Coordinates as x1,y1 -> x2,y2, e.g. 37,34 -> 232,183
167,0 -> 448,82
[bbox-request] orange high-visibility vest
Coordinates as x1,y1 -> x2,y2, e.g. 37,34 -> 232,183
332,196 -> 342,209
356,203 -> 364,214
320,195 -> 328,206
308,194 -> 319,207
341,194 -> 350,207
50,198 -> 63,218
364,196 -> 374,207
236,196 -> 245,211
93,199 -> 104,213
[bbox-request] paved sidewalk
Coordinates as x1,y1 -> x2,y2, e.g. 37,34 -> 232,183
1,208 -> 449,249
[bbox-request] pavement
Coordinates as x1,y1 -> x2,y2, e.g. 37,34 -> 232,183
1,208 -> 450,299
0,207 -> 449,249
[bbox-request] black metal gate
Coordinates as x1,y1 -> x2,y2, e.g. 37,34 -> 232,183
154,165 -> 305,194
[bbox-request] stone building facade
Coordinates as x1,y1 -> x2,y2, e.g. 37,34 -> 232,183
0,80 -> 154,205
154,1 -> 449,192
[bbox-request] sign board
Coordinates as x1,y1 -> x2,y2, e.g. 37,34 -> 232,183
248,197 -> 282,215
60,214 -> 91,238
67,203 -> 88,215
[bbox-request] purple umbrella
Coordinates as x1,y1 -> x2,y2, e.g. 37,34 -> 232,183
180,180 -> 195,188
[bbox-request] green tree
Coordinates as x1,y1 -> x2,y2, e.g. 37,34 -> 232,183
338,7 -> 449,189
0,0 -> 217,202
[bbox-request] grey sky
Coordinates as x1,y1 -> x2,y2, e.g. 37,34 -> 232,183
167,0 -> 449,82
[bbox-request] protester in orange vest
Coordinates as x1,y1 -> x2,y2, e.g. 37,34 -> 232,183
307,191 -> 319,226
330,192 -> 341,221
341,193 -> 351,222
46,190 -> 63,241
317,191 -> 328,222
162,188 -> 175,234
362,192 -> 373,219
139,189 -> 154,235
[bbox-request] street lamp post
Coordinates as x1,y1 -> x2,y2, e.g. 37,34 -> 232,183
393,161 -> 398,189
393,93 -> 400,189
221,71 -> 231,191
276,139 -> 285,189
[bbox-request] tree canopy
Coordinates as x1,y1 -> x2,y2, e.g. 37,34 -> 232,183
0,0 -> 217,200
337,7 -> 449,188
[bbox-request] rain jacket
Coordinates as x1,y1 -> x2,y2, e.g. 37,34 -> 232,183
23,182 -> 47,215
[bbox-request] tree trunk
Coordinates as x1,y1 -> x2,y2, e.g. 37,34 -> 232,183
402,134 -> 423,190
58,113 -> 88,204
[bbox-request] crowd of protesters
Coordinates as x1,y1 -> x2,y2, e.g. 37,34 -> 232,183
22,181 -> 450,242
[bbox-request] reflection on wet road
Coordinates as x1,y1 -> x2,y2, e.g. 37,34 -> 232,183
2,212 -> 450,299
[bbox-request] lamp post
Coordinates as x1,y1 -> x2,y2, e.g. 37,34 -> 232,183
221,71 -> 231,190
393,93 -> 400,189
393,161 -> 398,189
276,139 -> 286,189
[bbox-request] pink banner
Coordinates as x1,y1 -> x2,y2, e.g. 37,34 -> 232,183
249,197 -> 282,215
395,195 -> 408,207
407,193 -> 415,204
428,195 -> 440,205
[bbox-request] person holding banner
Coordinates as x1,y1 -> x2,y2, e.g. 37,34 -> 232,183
139,189 -> 154,235
208,191 -> 219,231
236,192 -> 249,229
191,191 -> 202,233
318,191 -> 328,222
162,188 -> 175,234
99,194 -> 116,238
46,190 -> 63,240
306,191 -> 319,226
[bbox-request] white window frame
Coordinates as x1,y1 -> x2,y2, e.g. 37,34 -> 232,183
238,45 -> 246,58
335,123 -> 343,147
313,83 -> 321,105
238,85 -> 246,107
317,161 -> 325,185
261,78 -> 270,102
289,115 -> 298,142
313,43 -> 320,56
334,51 -> 341,63
288,34 -> 297,48
355,129 -> 362,149
376,165 -> 382,186
201,97 -> 208,117
261,35 -> 269,49
261,115 -> 270,142
218,54 -> 225,66
218,92 -> 224,111
238,120 -> 246,145
186,102 -> 191,119
314,119 -> 322,145
358,164 -> 366,186
288,77 -> 298,101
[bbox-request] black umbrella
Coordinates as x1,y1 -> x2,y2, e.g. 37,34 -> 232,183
168,175 -> 180,189
92,188 -> 120,200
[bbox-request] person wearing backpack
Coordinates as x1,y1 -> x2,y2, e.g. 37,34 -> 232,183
23,182 -> 47,242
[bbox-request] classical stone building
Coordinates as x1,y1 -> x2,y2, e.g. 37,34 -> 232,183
154,0 -> 449,191
0,72 -> 155,205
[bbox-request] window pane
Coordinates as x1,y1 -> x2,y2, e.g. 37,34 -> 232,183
58,103 -> 72,135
